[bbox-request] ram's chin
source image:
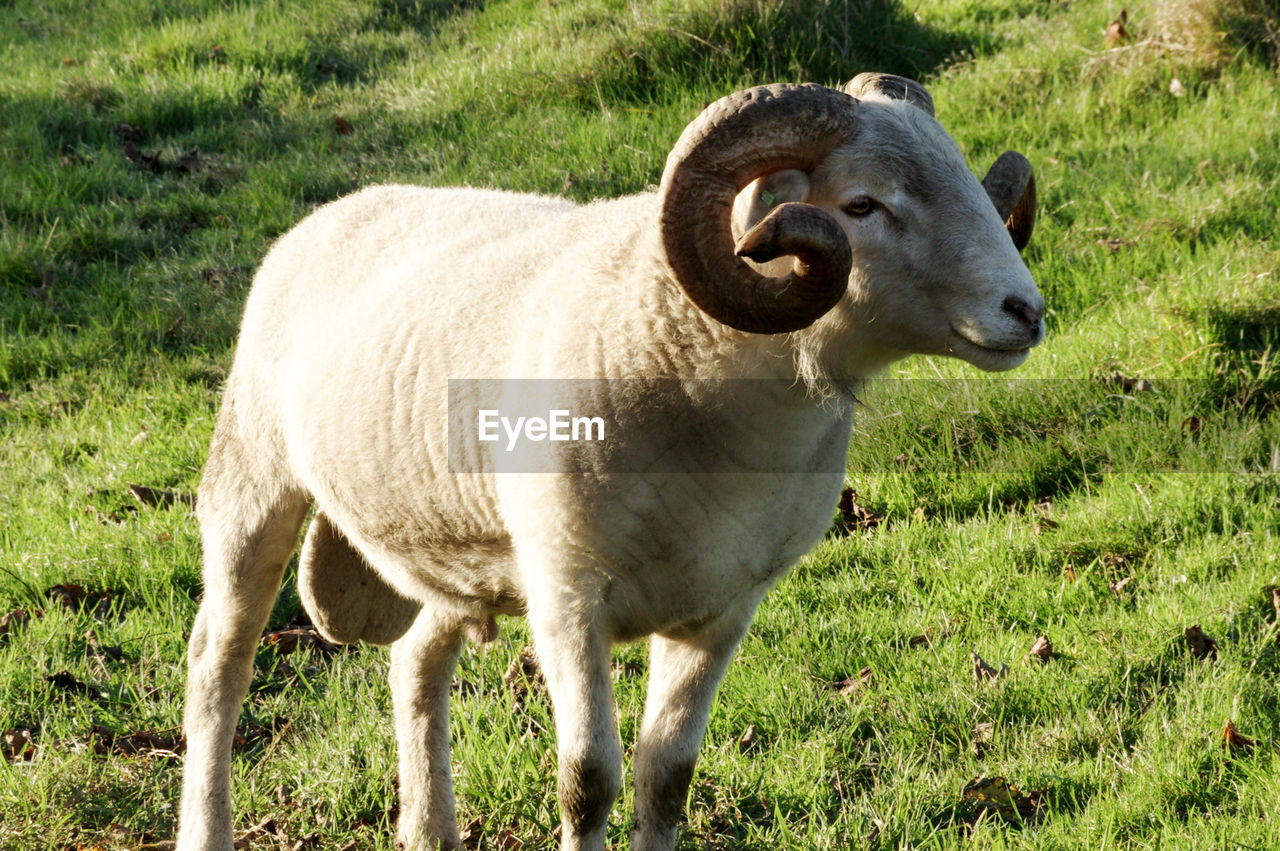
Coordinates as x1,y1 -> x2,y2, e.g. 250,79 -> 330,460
947,334 -> 1032,372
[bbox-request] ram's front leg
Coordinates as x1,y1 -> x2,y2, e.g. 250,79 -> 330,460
630,599 -> 760,851
390,607 -> 466,850
527,603 -> 622,851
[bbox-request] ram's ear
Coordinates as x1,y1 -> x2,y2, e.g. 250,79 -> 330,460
981,151 -> 1036,252
731,169 -> 812,239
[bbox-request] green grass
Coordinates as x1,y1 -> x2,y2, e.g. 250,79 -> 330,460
3,0 -> 1280,847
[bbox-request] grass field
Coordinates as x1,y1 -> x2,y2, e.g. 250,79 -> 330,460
3,0 -> 1280,847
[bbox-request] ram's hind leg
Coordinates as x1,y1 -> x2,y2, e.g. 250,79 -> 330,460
390,607 -> 467,850
630,598 -> 761,851
177,422 -> 310,851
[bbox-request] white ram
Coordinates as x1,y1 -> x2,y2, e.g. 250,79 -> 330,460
177,74 -> 1043,851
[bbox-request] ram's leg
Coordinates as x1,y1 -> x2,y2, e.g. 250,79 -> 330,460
390,607 -> 466,851
177,430 -> 309,851
527,604 -> 621,851
630,600 -> 760,851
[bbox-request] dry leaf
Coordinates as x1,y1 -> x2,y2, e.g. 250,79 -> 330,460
177,147 -> 204,174
737,723 -> 759,754
832,666 -> 873,697
44,671 -> 105,701
87,724 -> 185,757
1096,237 -> 1137,253
1169,77 -> 1185,97
123,139 -> 161,172
962,775 -> 1046,823
1109,575 -> 1134,596
1222,719 -> 1255,755
972,652 -> 1009,683
1185,624 -> 1219,661
1064,564 -> 1077,583
334,116 -> 353,135
128,483 -> 196,509
2,728 -> 36,762
1027,634 -> 1053,663
1103,374 -> 1153,392
503,645 -> 544,702
85,629 -> 126,662
494,830 -> 524,850
460,815 -> 486,850
972,721 -> 995,758
260,626 -> 340,656
1105,9 -> 1130,47
0,608 -> 34,638
838,487 -> 884,533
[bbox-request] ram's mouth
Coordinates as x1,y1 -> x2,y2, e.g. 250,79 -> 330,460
947,329 -> 1033,372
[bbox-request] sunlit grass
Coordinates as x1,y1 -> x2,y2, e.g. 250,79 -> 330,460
2,0 -> 1279,847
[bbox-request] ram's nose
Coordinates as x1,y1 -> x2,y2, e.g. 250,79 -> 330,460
1002,294 -> 1045,344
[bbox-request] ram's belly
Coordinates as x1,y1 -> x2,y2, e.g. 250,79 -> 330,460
501,469 -> 845,642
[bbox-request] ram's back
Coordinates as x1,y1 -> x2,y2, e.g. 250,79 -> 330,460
217,186 -> 676,610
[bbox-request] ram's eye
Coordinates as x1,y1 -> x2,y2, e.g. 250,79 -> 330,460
843,196 -> 876,217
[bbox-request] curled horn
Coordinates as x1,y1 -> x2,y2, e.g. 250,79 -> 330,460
659,84 -> 860,335
843,72 -> 934,116
981,151 -> 1036,251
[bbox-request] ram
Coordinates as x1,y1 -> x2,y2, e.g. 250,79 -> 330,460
177,74 -> 1043,851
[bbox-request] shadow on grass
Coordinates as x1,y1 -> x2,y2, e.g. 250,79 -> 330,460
552,0 -> 984,109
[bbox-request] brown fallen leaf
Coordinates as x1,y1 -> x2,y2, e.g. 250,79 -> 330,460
1222,719 -> 1256,755
334,115 -> 353,135
1103,373 -> 1153,393
123,139 -> 161,172
1185,624 -> 1219,661
0,608 -> 34,638
972,721 -> 995,758
832,666 -> 873,697
2,728 -> 36,762
45,671 -> 106,701
503,645 -> 544,703
1032,501 -> 1059,533
1064,564 -> 1077,583
972,652 -> 1009,683
1110,575 -> 1134,596
838,487 -> 884,533
460,815 -> 486,850
494,830 -> 524,850
85,629 -> 126,662
46,583 -> 117,618
260,625 -> 340,656
87,724 -> 185,757
1269,585 -> 1280,623
962,775 -> 1046,823
177,147 -> 204,174
1181,415 -> 1205,435
1096,237 -> 1137,253
1105,9 -> 1129,47
128,483 -> 196,509
737,723 -> 759,754
1026,634 -> 1053,663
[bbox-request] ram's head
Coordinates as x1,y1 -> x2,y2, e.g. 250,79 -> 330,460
659,75 -> 1043,373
